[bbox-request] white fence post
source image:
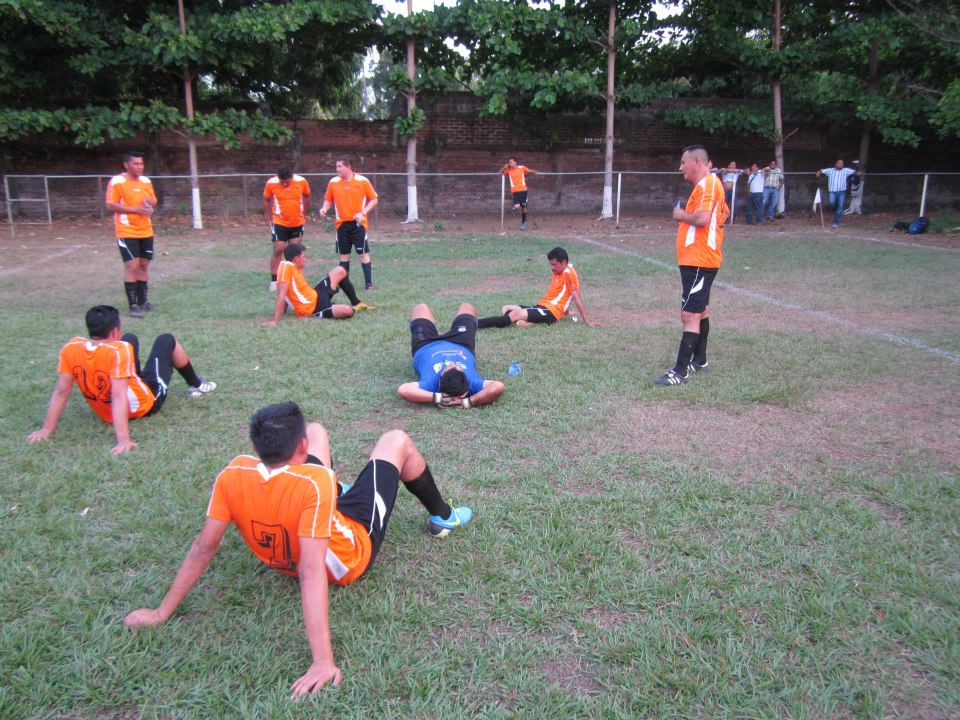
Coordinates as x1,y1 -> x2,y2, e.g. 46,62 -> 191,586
920,174 -> 929,217
500,174 -> 505,233
615,172 -> 622,228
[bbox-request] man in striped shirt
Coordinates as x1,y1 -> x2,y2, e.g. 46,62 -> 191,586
816,159 -> 860,227
654,145 -> 728,386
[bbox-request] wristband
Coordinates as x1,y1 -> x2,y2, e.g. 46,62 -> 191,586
433,392 -> 443,405
462,397 -> 472,408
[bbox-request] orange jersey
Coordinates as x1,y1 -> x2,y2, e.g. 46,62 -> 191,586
263,175 -> 310,227
676,173 -> 727,268
207,455 -> 372,584
57,337 -> 155,423
537,265 -> 581,320
504,166 -> 533,192
276,260 -> 317,317
324,174 -> 377,229
106,174 -> 156,239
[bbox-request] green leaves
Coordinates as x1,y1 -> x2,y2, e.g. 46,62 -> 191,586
394,106 -> 426,138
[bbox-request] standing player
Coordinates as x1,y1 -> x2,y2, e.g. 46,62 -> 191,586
105,152 -> 157,318
654,145 -> 727,387
263,167 -> 311,291
398,302 -> 505,408
124,402 -> 472,696
501,157 -> 539,231
27,305 -> 216,454
262,243 -> 370,327
477,247 -> 600,328
319,156 -> 378,290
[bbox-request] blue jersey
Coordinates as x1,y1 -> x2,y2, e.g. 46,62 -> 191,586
413,341 -> 485,395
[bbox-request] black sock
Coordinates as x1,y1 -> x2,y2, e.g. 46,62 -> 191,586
271,273 -> 277,282
362,262 -> 372,286
694,318 -> 710,364
339,276 -> 361,305
124,282 -> 138,308
478,313 -> 512,329
521,209 -> 527,224
674,331 -> 699,375
339,260 -> 350,273
136,280 -> 148,306
177,361 -> 201,387
403,465 -> 450,518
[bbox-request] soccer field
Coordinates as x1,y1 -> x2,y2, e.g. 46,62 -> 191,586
2,221 -> 958,719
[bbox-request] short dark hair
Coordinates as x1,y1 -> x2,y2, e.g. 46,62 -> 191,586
682,145 -> 709,162
85,305 -> 121,338
250,402 -> 306,466
547,246 -> 568,263
439,367 -> 468,397
122,151 -> 143,164
336,155 -> 352,168
277,166 -> 293,180
509,156 -> 517,163
284,242 -> 305,262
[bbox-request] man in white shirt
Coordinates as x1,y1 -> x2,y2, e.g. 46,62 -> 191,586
746,163 -> 766,225
816,159 -> 859,227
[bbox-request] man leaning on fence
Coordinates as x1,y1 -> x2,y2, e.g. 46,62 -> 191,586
816,159 -> 860,227
762,160 -> 784,221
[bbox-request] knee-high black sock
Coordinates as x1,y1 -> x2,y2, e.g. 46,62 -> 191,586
674,331 -> 699,375
177,361 -> 201,387
694,318 -> 710,364
136,280 -> 148,306
124,282 -> 138,308
361,262 -> 372,286
403,465 -> 450,518
478,314 -> 512,329
521,209 -> 527,224
339,260 -> 350,273
339,276 -> 361,305
271,273 -> 277,282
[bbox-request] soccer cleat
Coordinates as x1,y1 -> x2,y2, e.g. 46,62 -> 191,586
687,360 -> 710,374
186,378 -> 217,397
365,282 -> 375,290
269,281 -> 277,292
337,481 -> 352,497
129,305 -> 144,319
429,505 -> 473,537
141,302 -> 156,312
352,301 -> 375,312
653,369 -> 689,386
519,223 -> 526,231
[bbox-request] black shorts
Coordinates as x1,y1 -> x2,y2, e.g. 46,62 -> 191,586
272,224 -> 304,243
523,305 -> 556,324
679,266 -> 719,314
410,313 -> 478,355
336,222 -> 369,255
310,275 -> 336,318
117,237 -> 154,262
512,191 -> 528,207
121,332 -> 175,415
336,459 -> 401,571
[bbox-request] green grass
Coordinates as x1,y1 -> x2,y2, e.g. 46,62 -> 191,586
1,230 -> 958,719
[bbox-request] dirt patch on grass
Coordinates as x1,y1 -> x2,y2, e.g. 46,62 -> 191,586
583,606 -> 630,629
540,658 -> 604,696
885,654 -> 954,720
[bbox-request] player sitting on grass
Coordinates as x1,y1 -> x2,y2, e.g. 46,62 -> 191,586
262,242 -> 371,327
27,305 -> 215,455
398,302 -> 505,408
477,246 -> 600,328
123,401 -> 473,697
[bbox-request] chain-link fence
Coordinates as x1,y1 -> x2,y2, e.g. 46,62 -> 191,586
4,171 -> 959,233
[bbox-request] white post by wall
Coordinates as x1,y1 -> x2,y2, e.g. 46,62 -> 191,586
500,174 -> 505,233
615,172 -> 622,228
43,176 -> 52,225
3,176 -> 12,237
730,184 -> 737,225
919,174 -> 929,217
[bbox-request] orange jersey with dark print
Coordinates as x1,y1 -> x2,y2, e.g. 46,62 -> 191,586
276,260 -> 317,317
537,265 -> 581,320
106,174 -> 156,239
504,166 -> 533,192
263,175 -> 310,227
206,455 -> 372,584
676,174 -> 727,268
324,174 -> 377,229
57,337 -> 155,422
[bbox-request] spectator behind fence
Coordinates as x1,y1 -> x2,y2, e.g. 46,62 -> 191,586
745,163 -> 765,225
816,159 -> 860,227
845,160 -> 863,215
762,160 -> 784,220
720,162 -> 742,223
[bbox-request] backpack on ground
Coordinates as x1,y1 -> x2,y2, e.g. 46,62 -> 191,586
907,216 -> 929,235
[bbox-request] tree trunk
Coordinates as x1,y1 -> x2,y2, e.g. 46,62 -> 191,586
404,0 -> 419,223
772,0 -> 785,215
850,36 -> 879,215
178,0 -> 202,230
600,0 -> 616,219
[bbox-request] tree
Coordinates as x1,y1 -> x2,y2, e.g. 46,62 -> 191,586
0,0 -> 380,148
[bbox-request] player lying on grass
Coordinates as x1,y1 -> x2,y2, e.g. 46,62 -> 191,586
27,305 -> 216,455
398,302 -> 506,408
262,242 -> 372,327
476,246 -> 600,328
123,401 -> 473,697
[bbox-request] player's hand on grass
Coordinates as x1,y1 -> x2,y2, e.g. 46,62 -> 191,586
112,439 -> 137,455
123,608 -> 165,628
290,661 -> 342,698
260,319 -> 278,328
584,319 -> 605,327
27,428 -> 51,443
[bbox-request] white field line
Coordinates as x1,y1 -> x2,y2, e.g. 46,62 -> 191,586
576,235 -> 960,365
0,245 -> 86,278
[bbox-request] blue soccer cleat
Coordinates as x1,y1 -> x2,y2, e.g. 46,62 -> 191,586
429,505 -> 473,537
